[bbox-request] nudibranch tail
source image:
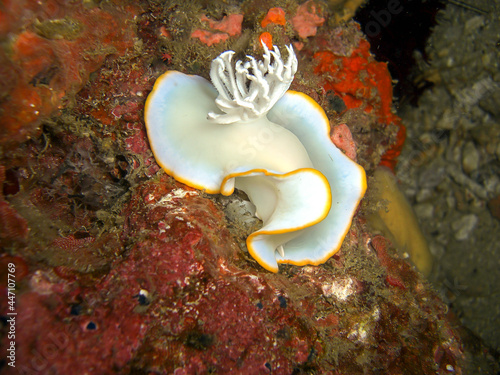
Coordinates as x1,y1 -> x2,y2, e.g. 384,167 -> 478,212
268,91 -> 367,266
231,168 -> 331,273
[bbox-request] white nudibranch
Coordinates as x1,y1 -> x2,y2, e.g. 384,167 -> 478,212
145,44 -> 367,272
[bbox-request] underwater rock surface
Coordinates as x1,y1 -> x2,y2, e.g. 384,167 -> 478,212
395,0 -> 500,361
0,0 -> 496,373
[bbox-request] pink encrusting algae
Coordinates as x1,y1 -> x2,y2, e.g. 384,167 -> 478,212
291,0 -> 325,38
191,14 -> 243,46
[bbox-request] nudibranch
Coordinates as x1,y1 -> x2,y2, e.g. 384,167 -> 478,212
145,44 -> 366,272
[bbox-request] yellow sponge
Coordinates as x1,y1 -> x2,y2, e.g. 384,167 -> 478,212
368,167 -> 433,276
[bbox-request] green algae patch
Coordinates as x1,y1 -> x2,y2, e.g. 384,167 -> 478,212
34,17 -> 83,40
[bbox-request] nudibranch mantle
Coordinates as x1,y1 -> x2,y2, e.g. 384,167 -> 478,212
145,45 -> 366,272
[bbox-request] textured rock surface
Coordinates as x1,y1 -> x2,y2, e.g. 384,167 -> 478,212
395,0 -> 500,358
0,0 -> 495,373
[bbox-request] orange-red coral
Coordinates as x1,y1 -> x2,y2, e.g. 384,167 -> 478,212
314,39 -> 396,122
261,8 -> 286,28
259,32 -> 273,49
314,38 -> 406,169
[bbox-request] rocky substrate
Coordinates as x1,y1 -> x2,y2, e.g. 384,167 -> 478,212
396,0 -> 500,357
0,0 -> 498,373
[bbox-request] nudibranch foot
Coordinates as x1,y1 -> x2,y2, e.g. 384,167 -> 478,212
233,168 -> 331,273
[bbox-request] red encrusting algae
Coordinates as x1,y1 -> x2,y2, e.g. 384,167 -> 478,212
0,3 -> 140,150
